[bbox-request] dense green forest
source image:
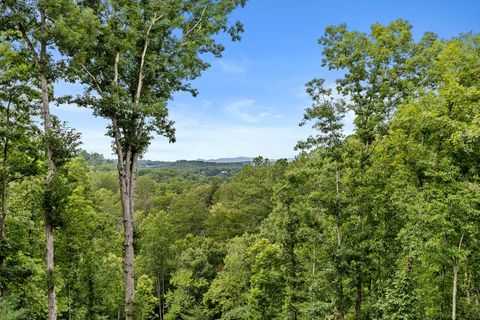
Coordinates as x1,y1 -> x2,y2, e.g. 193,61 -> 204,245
1,0 -> 480,319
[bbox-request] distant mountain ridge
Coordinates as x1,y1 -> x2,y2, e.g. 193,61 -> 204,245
198,157 -> 254,163
80,150 -> 288,164
199,156 -> 293,163
80,150 -> 250,177
80,151 -> 292,177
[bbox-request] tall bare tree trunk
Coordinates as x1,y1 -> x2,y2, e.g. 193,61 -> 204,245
452,264 -> 458,320
156,272 -> 162,320
310,240 -> 316,317
110,48 -> 137,320
111,14 -> 158,318
112,120 -> 137,320
119,158 -> 136,320
0,105 -> 9,297
355,192 -> 363,320
40,64 -> 57,320
452,233 -> 464,320
162,273 -> 166,320
27,5 -> 58,317
156,268 -> 166,320
20,4 -> 57,315
120,156 -> 137,320
335,164 -> 345,320
355,270 -> 362,320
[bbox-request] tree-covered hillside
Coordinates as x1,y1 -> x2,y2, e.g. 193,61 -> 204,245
80,150 -> 248,177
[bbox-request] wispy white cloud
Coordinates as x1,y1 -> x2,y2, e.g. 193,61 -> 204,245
217,59 -> 246,74
75,96 -> 315,161
146,123 -> 311,161
71,91 -> 353,162
224,98 -> 277,124
225,99 -> 260,123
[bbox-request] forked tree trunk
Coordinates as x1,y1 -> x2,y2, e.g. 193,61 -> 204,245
119,155 -> 137,320
110,13 -> 159,319
110,47 -> 137,319
112,118 -> 138,320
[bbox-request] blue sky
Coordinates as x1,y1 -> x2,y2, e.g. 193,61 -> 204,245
53,0 -> 480,161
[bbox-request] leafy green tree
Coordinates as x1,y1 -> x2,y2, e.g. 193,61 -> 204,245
66,1 -> 246,316
168,184 -> 214,238
165,236 -> 223,320
296,77 -> 348,319
246,238 -> 284,320
204,236 -> 253,320
205,158 -> 287,240
137,210 -> 176,319
55,158 -> 123,319
0,32 -> 41,297
90,171 -> 119,194
389,33 -> 480,319
311,19 -> 441,318
3,175 -> 48,318
1,2 -> 93,317
382,257 -> 420,320
136,175 -> 159,216
0,295 -> 26,320
135,274 -> 159,320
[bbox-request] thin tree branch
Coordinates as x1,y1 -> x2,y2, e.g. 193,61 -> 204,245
458,231 -> 465,251
111,50 -> 124,167
135,12 -> 164,105
113,51 -> 120,86
180,6 -> 207,47
19,27 -> 40,69
134,12 -> 165,141
81,65 -> 104,96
